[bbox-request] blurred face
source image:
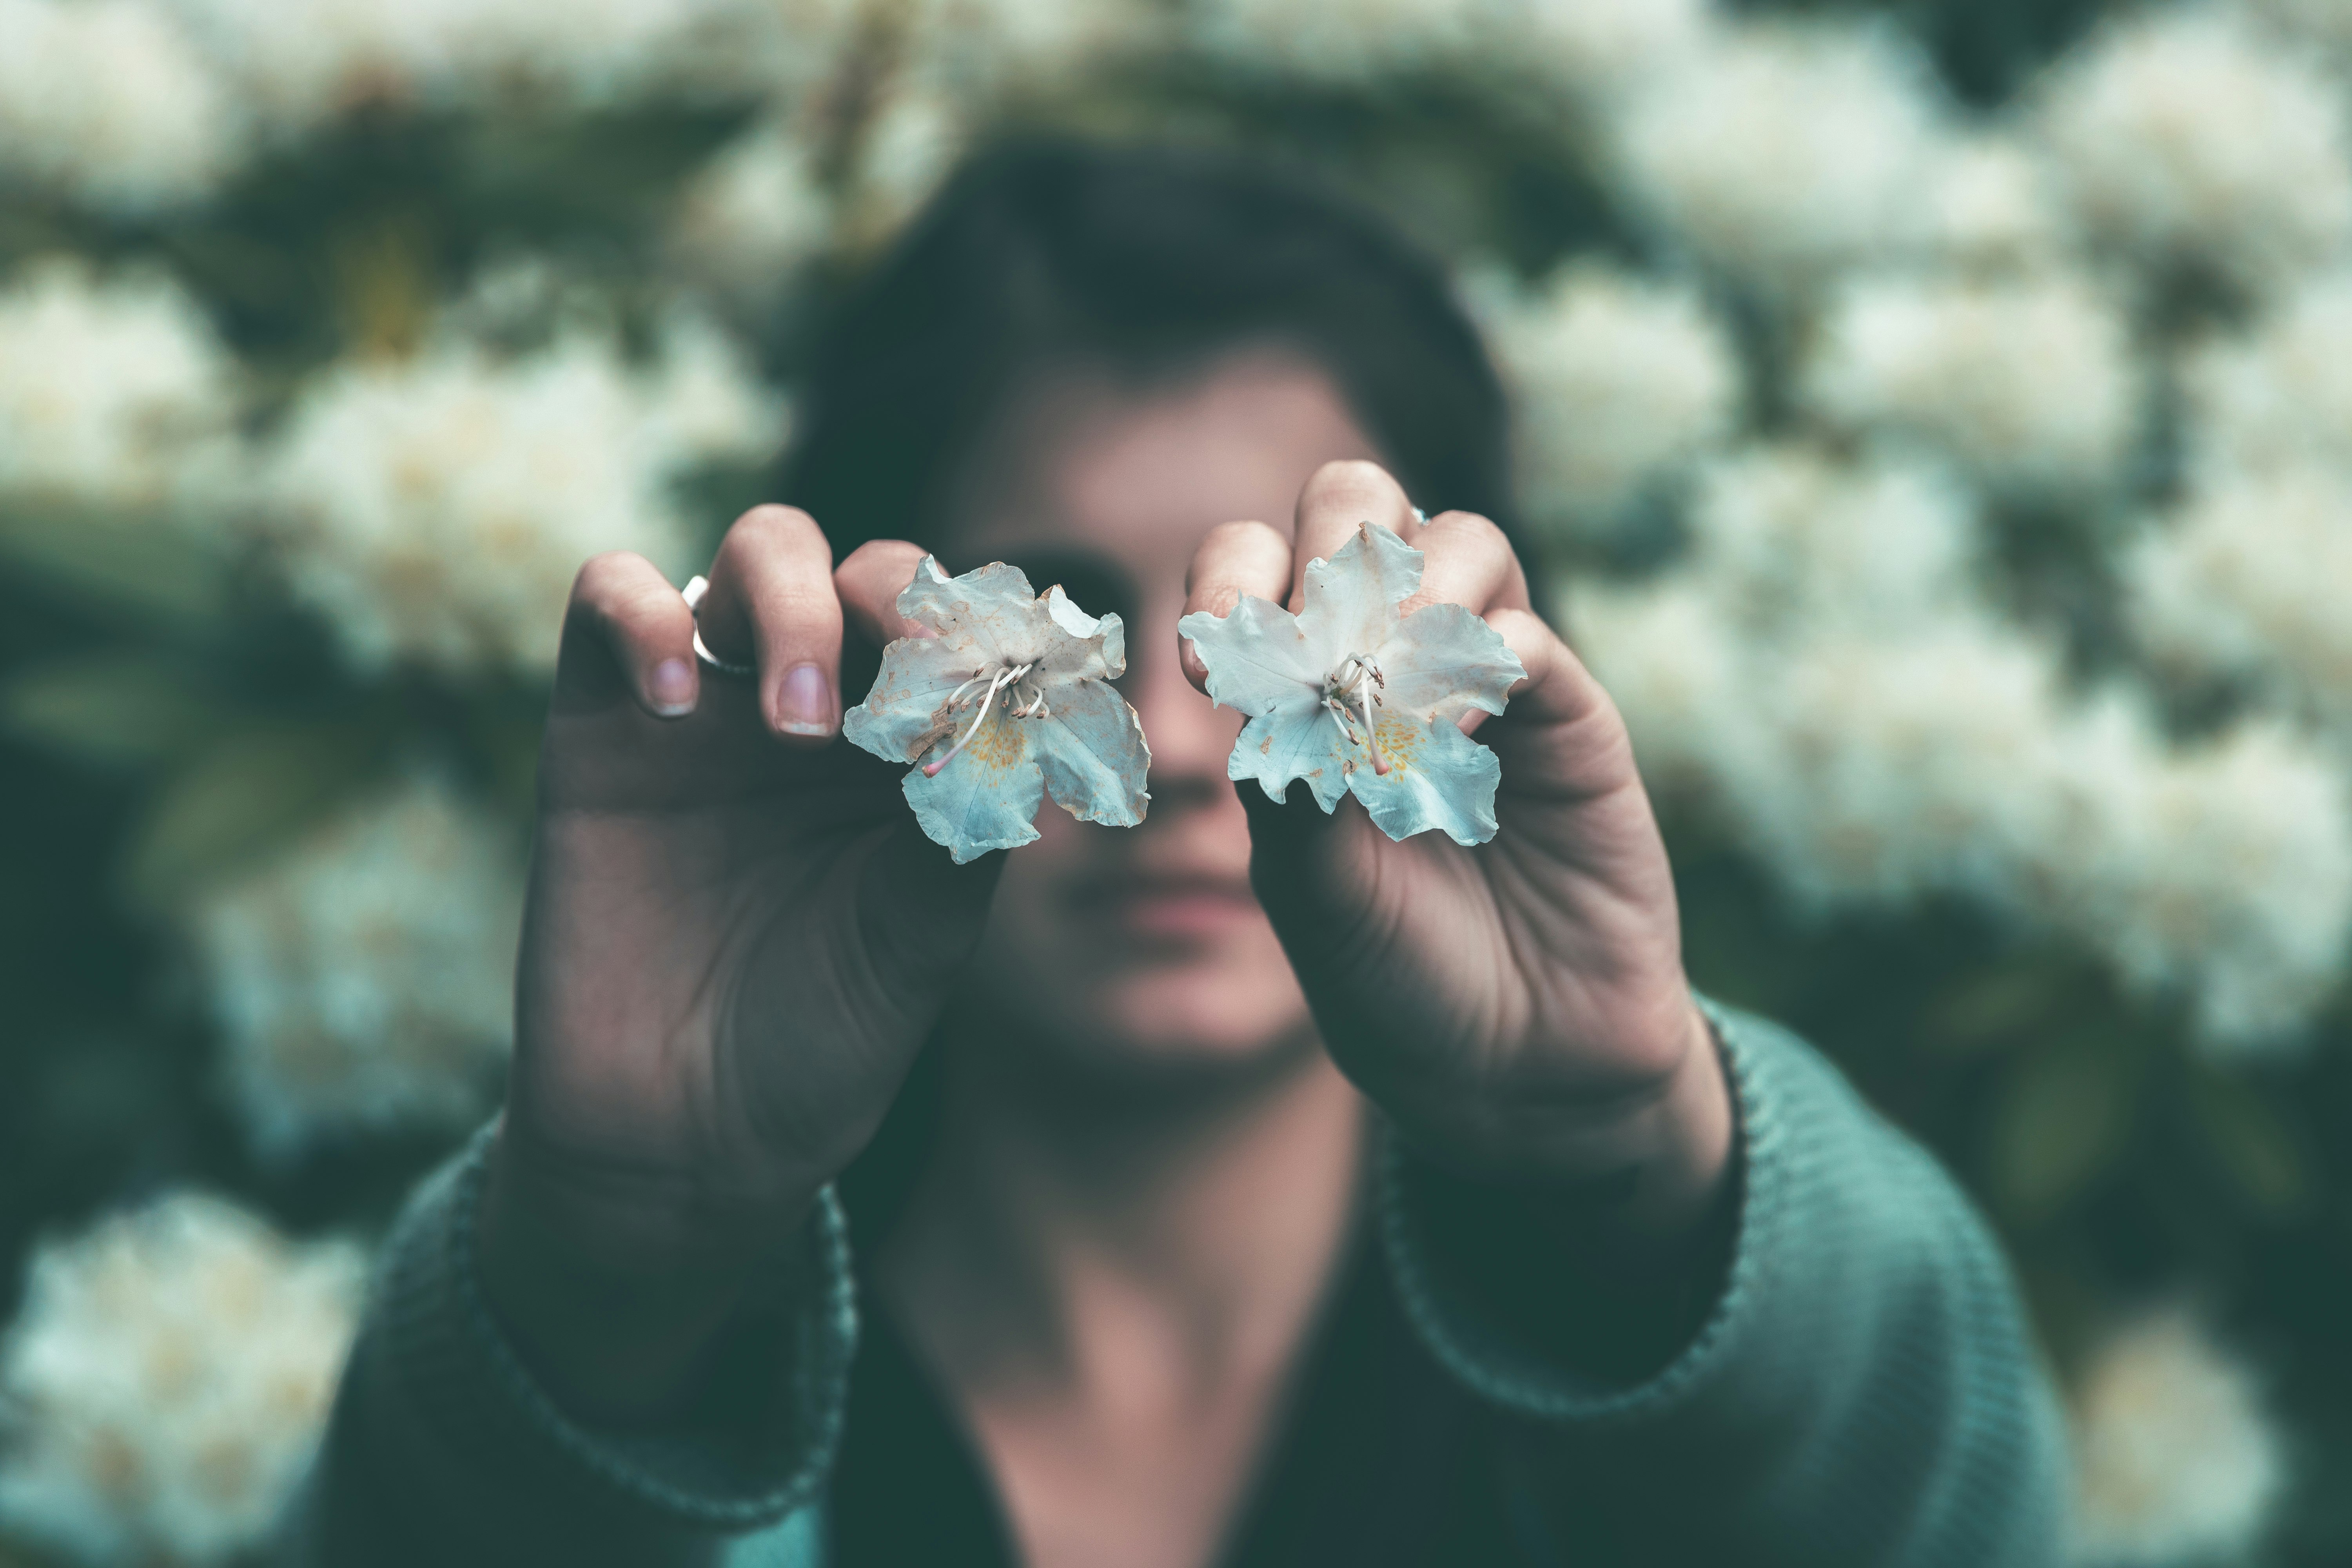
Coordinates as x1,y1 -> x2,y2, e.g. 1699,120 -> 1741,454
937,348 -> 1384,1078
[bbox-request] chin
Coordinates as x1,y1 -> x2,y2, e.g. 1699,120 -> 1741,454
965,912 -> 1319,1090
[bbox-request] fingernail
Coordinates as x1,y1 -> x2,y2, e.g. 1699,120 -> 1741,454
650,657 -> 695,717
775,662 -> 834,735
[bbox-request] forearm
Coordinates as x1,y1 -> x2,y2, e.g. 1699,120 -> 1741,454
1383,1004 -> 2067,1566
285,1129 -> 856,1567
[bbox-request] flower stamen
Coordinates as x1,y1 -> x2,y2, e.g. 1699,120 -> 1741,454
1323,655 -> 1389,775
924,662 -> 1038,777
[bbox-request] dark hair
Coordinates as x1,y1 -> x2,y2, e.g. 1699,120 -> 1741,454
778,137 -> 1521,559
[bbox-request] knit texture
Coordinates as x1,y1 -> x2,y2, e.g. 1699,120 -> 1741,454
289,1009 -> 2066,1565
1381,1000 -> 2069,1565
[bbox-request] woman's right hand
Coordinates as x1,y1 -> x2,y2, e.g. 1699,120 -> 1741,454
477,506 -> 998,1418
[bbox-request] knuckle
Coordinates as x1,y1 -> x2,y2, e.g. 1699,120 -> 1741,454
1305,457 -> 1392,495
724,503 -> 833,564
572,550 -> 651,607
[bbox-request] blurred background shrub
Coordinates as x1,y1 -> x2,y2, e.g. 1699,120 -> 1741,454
2,0 -> 2348,1562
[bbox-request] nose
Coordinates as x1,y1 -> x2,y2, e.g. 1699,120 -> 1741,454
1128,598 -> 1240,807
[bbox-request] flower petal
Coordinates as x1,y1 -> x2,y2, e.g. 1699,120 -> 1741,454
1178,594 -> 1328,717
1296,521 -> 1421,659
1346,710 -> 1504,846
842,632 -> 990,764
1035,589 -> 1123,682
898,556 -> 1043,665
1230,703 -> 1354,812
1031,677 -> 1151,827
1379,603 -> 1526,721
899,708 -> 1044,864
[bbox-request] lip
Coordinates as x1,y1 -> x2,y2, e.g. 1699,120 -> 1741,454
1071,871 -> 1261,940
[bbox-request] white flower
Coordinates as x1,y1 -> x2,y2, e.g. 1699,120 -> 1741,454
1180,523 -> 1524,845
1480,263 -> 1741,539
2071,1309 -> 2288,1566
2184,272 -> 2352,483
1610,22 -> 1948,293
900,0 -> 1161,96
2231,0 -> 2352,56
669,115 -> 836,305
2079,719 -> 2352,1051
2036,9 -> 2352,297
846,557 -> 1151,864
191,777 -> 524,1158
1566,576 -> 1753,798
1188,0 -> 1481,84
0,0 -> 243,213
837,80 -> 971,247
1926,135 -> 2073,273
0,260 -> 241,514
0,1193 -> 365,1567
159,0 -> 836,134
254,310 -> 784,675
1801,272 -> 2137,496
1737,615 -> 2078,912
1684,445 -> 1980,640
2127,468 -> 2352,729
1487,0 -> 1708,102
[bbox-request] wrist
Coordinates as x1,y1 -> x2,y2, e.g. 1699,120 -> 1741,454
475,1123 -> 821,1422
1388,995 -> 1735,1247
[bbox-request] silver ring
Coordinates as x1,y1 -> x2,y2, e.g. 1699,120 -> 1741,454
682,575 -> 755,678
1411,506 -> 1428,524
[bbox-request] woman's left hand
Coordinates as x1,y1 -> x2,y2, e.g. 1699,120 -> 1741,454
1180,460 -> 1732,1239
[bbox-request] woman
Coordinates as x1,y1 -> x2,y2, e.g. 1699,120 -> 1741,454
294,140 -> 2066,1566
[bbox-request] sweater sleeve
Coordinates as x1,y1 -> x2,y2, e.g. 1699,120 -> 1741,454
1379,1000 -> 2070,1568
279,1126 -> 857,1568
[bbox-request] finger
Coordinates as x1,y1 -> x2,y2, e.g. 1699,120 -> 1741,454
1178,518 -> 1293,691
836,539 -> 932,647
1405,510 -> 1532,619
1480,608 -> 1638,795
699,505 -> 844,742
555,551 -> 699,720
1289,459 -> 1418,612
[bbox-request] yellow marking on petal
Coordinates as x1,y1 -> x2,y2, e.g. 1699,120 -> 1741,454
962,707 -> 1027,773
1373,713 -> 1424,775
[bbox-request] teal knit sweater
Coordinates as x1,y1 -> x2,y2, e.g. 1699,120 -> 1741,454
285,1003 -> 2068,1565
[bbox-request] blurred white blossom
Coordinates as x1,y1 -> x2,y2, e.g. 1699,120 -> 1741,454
1683,445 -> 1980,637
1802,272 -> 2137,495
0,260 -> 241,514
1740,615 -> 2082,912
837,78 -> 971,244
1565,578 -> 1747,796
2129,468 -> 2352,731
1189,0 -> 1480,83
1926,135 -> 2073,273
2232,0 -> 2352,55
0,0 -> 243,212
1576,441 -> 2352,1048
255,310 -> 784,675
1611,22 -> 1948,292
191,776 -> 524,1158
2183,272 -> 2352,482
1481,0 -> 1710,103
900,0 -> 1161,96
1480,263 -> 1740,539
159,0 -> 836,135
2071,1309 -> 2287,1565
2083,719 -> 2352,1049
2037,9 -> 2352,296
670,114 -> 837,305
0,1194 -> 365,1566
